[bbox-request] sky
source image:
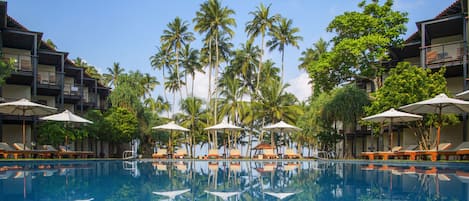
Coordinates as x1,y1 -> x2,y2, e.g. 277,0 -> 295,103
7,0 -> 455,103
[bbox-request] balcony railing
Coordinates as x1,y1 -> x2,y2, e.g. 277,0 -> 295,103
2,53 -> 33,72
63,83 -> 81,96
37,71 -> 60,85
423,41 -> 464,66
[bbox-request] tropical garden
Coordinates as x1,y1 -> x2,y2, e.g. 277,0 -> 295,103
29,0 -> 453,158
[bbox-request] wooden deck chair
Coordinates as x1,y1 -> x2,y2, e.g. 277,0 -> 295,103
414,143 -> 452,161
173,149 -> 187,159
0,143 -> 24,159
13,143 -> 56,158
374,146 -> 403,160
229,149 -> 241,159
438,142 -> 469,160
208,149 -> 220,159
59,145 -> 94,158
284,149 -> 300,159
152,148 -> 167,159
263,149 -> 277,159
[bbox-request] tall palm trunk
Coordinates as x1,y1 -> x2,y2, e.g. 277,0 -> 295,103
162,67 -> 170,118
255,33 -> 265,91
214,32 -> 220,148
281,48 -> 285,83
175,49 -> 183,101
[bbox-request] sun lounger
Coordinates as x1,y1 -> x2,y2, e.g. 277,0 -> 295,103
173,149 -> 187,159
12,143 -> 56,158
0,143 -> 25,159
438,142 -> 469,160
284,149 -> 301,159
414,143 -> 452,161
388,145 -> 418,159
208,149 -> 220,159
263,149 -> 277,159
152,148 -> 167,159
58,145 -> 95,158
396,143 -> 452,161
229,149 -> 241,159
361,146 -> 402,160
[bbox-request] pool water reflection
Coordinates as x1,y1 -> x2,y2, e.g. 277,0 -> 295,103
0,160 -> 468,201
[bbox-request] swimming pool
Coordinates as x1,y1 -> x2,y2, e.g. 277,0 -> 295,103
0,160 -> 468,201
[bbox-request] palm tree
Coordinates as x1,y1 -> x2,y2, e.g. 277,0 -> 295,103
144,95 -> 170,114
267,17 -> 302,83
179,97 -> 207,158
73,57 -> 102,81
161,17 -> 195,99
150,45 -> 175,112
141,73 -> 159,99
257,79 -> 302,147
245,3 -> 278,91
180,44 -> 204,96
298,38 -> 328,71
45,39 -> 57,50
194,0 -> 236,123
106,62 -> 125,87
165,70 -> 185,116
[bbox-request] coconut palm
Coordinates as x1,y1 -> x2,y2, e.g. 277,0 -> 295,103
257,79 -> 302,147
165,70 -> 185,116
140,73 -> 159,99
267,17 -> 302,82
150,45 -> 175,112
298,38 -> 329,71
194,0 -> 236,122
106,62 -> 125,87
144,95 -> 170,114
161,17 -> 195,99
179,97 -> 208,157
245,3 -> 278,91
180,44 -> 204,96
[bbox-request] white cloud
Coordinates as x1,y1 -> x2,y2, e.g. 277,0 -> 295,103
191,71 -> 211,101
286,72 -> 312,101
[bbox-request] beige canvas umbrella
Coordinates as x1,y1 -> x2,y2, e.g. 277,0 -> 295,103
205,121 -> 243,157
205,190 -> 240,201
456,90 -> 469,100
40,109 -> 93,149
152,121 -> 189,155
362,108 -> 422,150
263,121 -> 301,149
400,93 -> 469,151
0,98 -> 57,146
264,191 -> 298,200
153,189 -> 190,201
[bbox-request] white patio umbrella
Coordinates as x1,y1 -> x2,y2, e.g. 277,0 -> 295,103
152,121 -> 189,155
205,190 -> 240,201
264,191 -> 298,200
0,98 -> 57,146
40,109 -> 93,149
400,93 -> 469,151
263,121 -> 301,149
456,90 -> 469,100
362,108 -> 422,150
204,121 -> 243,157
153,189 -> 190,201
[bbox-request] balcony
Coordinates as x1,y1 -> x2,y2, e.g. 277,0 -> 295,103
423,41 -> 464,69
63,83 -> 81,104
37,71 -> 62,85
2,53 -> 33,72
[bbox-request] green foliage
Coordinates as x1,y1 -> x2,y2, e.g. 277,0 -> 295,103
0,58 -> 14,87
105,107 -> 139,143
307,0 -> 408,92
365,62 -> 454,148
37,121 -> 66,146
84,109 -> 112,141
324,85 -> 370,126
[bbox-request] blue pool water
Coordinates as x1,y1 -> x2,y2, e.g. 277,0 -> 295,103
0,160 -> 468,201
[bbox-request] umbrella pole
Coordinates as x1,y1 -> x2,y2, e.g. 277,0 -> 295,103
389,119 -> 393,150
22,119 -> 26,147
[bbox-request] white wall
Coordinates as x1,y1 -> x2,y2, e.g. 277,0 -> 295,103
35,95 -> 56,108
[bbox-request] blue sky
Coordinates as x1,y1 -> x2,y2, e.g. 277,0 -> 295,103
7,0 -> 455,101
